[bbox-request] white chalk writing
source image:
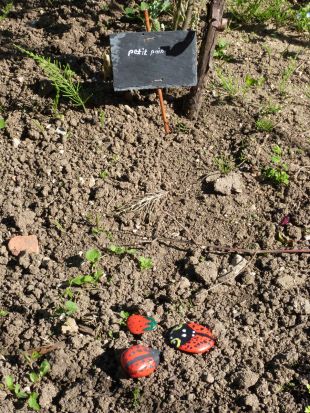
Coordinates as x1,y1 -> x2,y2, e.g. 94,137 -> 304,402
127,47 -> 165,57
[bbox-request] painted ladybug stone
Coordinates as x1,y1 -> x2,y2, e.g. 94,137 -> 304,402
169,322 -> 216,354
121,344 -> 160,378
127,314 -> 157,335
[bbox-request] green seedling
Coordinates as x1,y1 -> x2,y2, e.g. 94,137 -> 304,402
119,311 -> 130,326
213,39 -> 231,61
132,386 -> 141,409
175,122 -> 190,133
244,74 -> 265,89
29,360 -> 50,384
214,155 -> 235,174
107,245 -> 137,256
5,376 -> 28,399
56,300 -> 79,317
108,244 -> 153,270
99,170 -> 109,180
99,110 -> 105,128
28,392 -> 40,412
87,214 -> 113,239
215,68 -> 239,97
108,330 -> 119,339
125,0 -> 171,31
279,56 -> 298,94
262,145 -> 289,186
0,117 -> 6,129
15,45 -> 89,112
0,309 -> 8,317
69,249 -> 104,286
260,101 -> 281,115
256,118 -> 274,132
53,220 -> 66,233
0,2 -> 13,22
138,256 -> 153,270
23,351 -> 41,367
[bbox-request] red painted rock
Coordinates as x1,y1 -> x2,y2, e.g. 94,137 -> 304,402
127,314 -> 157,335
120,345 -> 160,378
8,235 -> 39,256
169,322 -> 216,354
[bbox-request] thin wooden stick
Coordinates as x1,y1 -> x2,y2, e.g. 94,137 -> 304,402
144,10 -> 171,134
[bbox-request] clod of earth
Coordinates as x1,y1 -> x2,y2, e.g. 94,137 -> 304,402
127,314 -> 157,335
213,172 -> 244,195
169,322 -> 216,354
8,235 -> 39,256
121,345 -> 160,378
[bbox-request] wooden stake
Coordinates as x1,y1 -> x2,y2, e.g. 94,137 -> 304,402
144,10 -> 171,134
185,0 -> 226,119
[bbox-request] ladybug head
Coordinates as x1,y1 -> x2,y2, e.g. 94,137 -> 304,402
169,323 -> 194,348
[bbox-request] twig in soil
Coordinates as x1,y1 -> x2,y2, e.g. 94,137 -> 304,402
22,342 -> 65,358
163,210 -> 200,246
155,237 -> 310,254
115,191 -> 168,216
205,254 -> 257,293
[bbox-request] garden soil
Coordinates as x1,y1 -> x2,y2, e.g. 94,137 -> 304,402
0,1 -> 309,412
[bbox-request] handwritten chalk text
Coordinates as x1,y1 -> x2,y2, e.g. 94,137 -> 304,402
127,47 -> 165,57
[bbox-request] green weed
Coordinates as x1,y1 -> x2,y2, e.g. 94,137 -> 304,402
262,145 -> 289,186
260,101 -> 281,115
0,2 -> 13,22
214,155 -> 235,174
295,4 -> 310,32
15,45 -> 89,111
244,73 -> 265,89
229,0 -> 293,26
119,310 -> 130,326
213,39 -> 231,61
215,69 -> 239,97
279,56 -> 298,94
132,385 -> 141,409
175,121 -> 190,133
256,118 -> 274,132
0,309 -> 8,317
99,110 -> 105,128
0,117 -> 6,129
53,220 -> 66,233
99,170 -> 109,180
138,256 -> 153,270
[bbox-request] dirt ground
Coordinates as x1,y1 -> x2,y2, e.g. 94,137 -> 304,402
0,1 -> 309,412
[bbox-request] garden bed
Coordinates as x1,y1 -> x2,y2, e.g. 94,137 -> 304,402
0,1 -> 309,412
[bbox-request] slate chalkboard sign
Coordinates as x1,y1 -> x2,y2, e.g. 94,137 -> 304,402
110,31 -> 197,91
